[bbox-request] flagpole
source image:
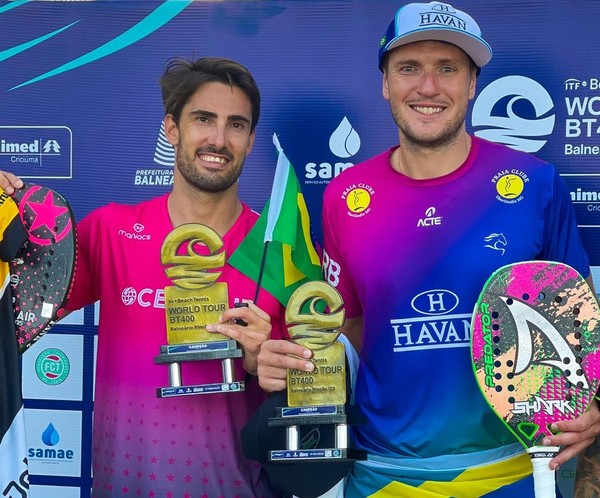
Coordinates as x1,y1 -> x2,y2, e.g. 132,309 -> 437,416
253,240 -> 270,304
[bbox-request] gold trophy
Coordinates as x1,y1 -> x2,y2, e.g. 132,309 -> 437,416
268,281 -> 359,462
154,223 -> 244,397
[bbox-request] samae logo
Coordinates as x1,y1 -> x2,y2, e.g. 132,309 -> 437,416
305,117 -> 361,183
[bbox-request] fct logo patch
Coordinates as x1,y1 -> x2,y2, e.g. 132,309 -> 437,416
35,348 -> 70,385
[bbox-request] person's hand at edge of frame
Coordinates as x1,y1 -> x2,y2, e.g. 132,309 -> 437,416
0,171 -> 24,195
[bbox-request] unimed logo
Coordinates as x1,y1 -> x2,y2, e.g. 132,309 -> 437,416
0,126 -> 72,179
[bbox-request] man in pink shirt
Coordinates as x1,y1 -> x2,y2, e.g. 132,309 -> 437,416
1,57 -> 285,498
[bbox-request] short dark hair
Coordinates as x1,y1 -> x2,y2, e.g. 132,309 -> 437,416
159,57 -> 261,132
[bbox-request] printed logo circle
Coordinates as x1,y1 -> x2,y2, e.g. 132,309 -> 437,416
122,287 -> 137,305
345,188 -> 371,214
496,174 -> 524,199
35,348 -> 70,385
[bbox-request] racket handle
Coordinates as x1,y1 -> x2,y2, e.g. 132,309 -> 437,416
526,446 -> 559,498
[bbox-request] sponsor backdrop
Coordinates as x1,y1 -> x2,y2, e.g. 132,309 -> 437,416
1,0 -> 598,496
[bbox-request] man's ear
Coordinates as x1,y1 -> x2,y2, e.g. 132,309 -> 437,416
382,71 -> 390,101
164,114 -> 179,147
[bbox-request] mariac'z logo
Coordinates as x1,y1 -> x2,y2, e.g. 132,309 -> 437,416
501,296 -> 588,388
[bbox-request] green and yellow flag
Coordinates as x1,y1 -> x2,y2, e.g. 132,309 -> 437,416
229,134 -> 322,305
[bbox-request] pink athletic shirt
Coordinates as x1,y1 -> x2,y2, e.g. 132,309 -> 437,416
67,193 -> 284,498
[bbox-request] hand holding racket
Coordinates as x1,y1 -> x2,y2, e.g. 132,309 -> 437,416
10,183 -> 76,354
471,261 -> 600,498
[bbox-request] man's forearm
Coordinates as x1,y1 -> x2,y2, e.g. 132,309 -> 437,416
575,437 -> 600,498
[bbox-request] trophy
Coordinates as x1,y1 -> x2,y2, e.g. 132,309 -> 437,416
268,281 -> 363,462
154,223 -> 244,398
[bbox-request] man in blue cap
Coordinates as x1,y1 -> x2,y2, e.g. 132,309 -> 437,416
257,2 -> 600,497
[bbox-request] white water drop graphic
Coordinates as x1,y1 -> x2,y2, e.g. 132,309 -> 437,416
329,117 -> 361,158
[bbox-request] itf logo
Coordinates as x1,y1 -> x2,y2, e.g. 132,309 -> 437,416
305,117 -> 361,184
472,76 -> 555,153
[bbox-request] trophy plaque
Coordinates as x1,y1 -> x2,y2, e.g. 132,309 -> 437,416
154,223 -> 244,398
268,281 -> 363,462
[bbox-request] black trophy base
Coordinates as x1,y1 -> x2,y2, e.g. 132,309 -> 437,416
156,380 -> 245,398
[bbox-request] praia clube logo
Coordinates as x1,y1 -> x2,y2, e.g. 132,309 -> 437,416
304,117 -> 361,184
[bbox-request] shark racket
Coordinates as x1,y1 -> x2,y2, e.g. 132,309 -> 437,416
471,261 -> 600,497
10,183 -> 76,354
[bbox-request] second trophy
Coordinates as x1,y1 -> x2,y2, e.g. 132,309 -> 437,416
269,280 -> 362,462
154,223 -> 244,397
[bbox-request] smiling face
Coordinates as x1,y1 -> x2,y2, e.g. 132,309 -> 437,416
382,40 -> 476,150
165,81 -> 255,193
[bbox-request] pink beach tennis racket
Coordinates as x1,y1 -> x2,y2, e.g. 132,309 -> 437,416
10,183 -> 76,354
471,261 -> 600,497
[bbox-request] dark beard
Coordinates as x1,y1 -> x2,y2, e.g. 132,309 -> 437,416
176,146 -> 243,193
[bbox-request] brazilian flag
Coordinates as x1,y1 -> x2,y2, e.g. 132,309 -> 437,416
229,134 -> 323,306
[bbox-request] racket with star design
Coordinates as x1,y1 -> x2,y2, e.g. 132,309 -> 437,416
10,183 -> 76,354
471,261 -> 600,498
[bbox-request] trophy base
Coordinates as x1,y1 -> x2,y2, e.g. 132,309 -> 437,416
269,447 -> 366,462
154,340 -> 245,398
267,403 -> 366,463
155,339 -> 242,363
156,380 -> 245,398
269,404 -> 347,427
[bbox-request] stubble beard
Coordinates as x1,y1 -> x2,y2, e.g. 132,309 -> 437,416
391,101 -> 468,150
176,145 -> 244,194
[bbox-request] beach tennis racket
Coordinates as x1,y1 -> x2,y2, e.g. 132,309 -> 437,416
471,261 -> 600,498
10,183 -> 76,354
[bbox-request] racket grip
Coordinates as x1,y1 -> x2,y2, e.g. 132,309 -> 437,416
526,446 -> 559,498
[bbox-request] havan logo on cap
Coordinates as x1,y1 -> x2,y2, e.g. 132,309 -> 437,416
419,3 -> 467,31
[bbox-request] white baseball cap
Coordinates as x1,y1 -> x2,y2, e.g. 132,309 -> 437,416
378,2 -> 492,71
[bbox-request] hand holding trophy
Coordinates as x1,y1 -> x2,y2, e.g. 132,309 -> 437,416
268,280 -> 363,462
154,223 -> 245,397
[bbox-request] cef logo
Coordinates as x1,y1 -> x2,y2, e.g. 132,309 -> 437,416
35,348 -> 70,385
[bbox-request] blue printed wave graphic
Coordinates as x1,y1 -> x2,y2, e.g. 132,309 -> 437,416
0,0 -> 192,90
